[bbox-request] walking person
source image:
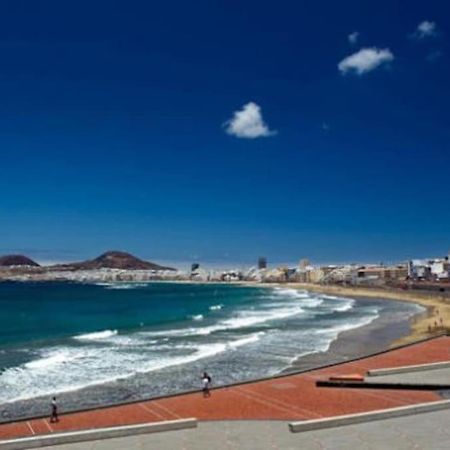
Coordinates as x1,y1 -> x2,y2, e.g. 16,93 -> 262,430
50,397 -> 59,423
201,372 -> 211,397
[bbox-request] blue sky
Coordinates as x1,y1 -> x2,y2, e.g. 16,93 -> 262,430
0,0 -> 449,266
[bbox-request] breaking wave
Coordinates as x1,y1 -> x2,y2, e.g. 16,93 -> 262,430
73,330 -> 118,341
0,331 -> 265,404
190,314 -> 204,321
209,304 -> 223,311
95,282 -> 150,290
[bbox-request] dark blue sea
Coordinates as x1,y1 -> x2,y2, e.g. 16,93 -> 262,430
0,281 -> 420,418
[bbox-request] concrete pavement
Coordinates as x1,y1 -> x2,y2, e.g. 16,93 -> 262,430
38,409 -> 450,450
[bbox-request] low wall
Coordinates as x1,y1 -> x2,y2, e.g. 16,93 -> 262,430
289,400 -> 450,433
0,418 -> 197,450
368,360 -> 450,376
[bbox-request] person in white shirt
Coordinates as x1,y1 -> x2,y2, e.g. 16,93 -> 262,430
201,372 -> 211,397
50,397 -> 59,423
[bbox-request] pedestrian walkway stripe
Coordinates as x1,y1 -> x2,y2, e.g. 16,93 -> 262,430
152,401 -> 182,420
138,403 -> 165,420
353,388 -> 416,408
233,388 -> 305,418
42,419 -> 53,433
237,387 -> 322,419
25,422 -> 35,435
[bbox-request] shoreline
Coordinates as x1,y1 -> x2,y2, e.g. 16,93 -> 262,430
265,283 -> 450,347
0,298 -> 435,425
150,281 -> 437,356
0,282 -> 434,421
281,295 -> 419,374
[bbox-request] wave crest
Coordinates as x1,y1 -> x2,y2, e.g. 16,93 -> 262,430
209,304 -> 223,311
73,330 -> 118,341
190,314 -> 204,321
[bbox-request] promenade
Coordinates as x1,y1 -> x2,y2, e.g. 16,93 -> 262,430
39,410 -> 450,450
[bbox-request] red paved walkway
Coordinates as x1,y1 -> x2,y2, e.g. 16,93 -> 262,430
1,336 -> 449,441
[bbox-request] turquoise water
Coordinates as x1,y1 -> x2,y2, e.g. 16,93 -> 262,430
0,281 -> 265,346
0,281 -> 418,413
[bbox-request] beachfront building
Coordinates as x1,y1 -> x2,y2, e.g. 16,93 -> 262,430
431,259 -> 450,281
294,266 -> 315,283
308,267 -> 328,283
220,271 -> 242,282
261,267 -> 289,283
408,260 -> 431,280
243,267 -> 263,282
321,265 -> 356,284
408,257 -> 450,282
355,265 -> 408,285
293,265 -> 341,284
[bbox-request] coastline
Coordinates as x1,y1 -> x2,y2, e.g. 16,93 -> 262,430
0,281 -> 434,421
0,292 -> 427,423
266,283 -> 449,347
281,295 -> 420,374
171,281 -> 433,362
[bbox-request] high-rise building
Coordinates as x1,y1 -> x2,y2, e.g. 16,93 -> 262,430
258,257 -> 267,270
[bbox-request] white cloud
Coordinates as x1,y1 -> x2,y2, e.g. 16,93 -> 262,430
414,20 -> 437,39
224,102 -> 276,139
348,31 -> 359,45
338,47 -> 394,75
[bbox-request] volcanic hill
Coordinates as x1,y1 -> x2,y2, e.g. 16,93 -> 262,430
54,251 -> 175,271
0,255 -> 40,267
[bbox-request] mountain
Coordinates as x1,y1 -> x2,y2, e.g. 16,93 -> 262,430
0,255 -> 40,267
55,251 -> 175,271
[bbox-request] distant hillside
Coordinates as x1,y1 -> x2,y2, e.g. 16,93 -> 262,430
54,251 -> 175,271
0,255 -> 40,267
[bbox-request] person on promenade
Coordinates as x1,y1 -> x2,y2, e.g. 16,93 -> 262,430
201,372 -> 211,397
50,397 -> 59,423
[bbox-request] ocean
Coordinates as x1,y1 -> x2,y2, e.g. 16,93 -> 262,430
0,281 -> 420,419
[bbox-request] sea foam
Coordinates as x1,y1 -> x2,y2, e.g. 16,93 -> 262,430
0,331 -> 265,404
209,304 -> 223,311
96,282 -> 149,290
73,330 -> 118,341
190,314 -> 204,321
